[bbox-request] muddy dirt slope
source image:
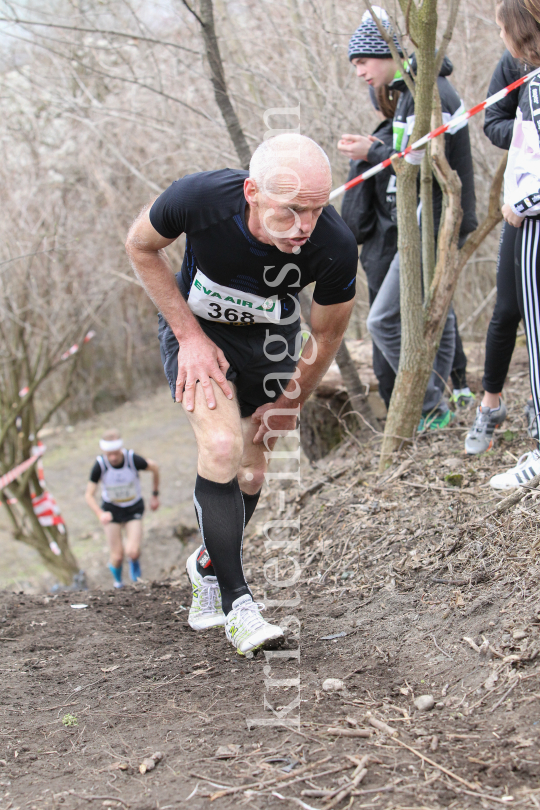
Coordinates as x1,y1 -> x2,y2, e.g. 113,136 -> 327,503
1,349 -> 540,809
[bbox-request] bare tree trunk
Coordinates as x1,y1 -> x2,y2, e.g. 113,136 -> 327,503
182,0 -> 251,169
380,158 -> 430,461
376,0 -> 439,470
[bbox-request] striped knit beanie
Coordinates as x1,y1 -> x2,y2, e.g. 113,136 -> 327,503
348,7 -> 403,61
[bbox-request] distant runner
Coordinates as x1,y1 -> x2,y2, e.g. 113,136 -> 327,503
85,429 -> 160,587
125,133 -> 357,655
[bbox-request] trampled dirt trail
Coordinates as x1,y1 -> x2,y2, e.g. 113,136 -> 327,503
2,346 -> 540,809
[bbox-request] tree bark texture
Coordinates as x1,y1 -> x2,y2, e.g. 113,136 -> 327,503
379,0 -> 440,471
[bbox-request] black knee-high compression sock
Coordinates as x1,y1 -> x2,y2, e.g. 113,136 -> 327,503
196,488 -> 262,578
242,489 -> 262,527
193,474 -> 250,614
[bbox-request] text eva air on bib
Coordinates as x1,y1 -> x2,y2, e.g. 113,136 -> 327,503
187,269 -> 280,325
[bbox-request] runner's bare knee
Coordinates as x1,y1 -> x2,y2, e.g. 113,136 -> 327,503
238,465 -> 266,494
199,429 -> 243,479
110,550 -> 123,567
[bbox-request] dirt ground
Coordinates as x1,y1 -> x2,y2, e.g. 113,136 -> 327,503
2,344 -> 540,809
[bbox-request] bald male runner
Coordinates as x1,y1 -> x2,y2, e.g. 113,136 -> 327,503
125,134 -> 358,655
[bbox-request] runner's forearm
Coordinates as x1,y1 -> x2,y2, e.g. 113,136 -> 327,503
276,330 -> 343,409
127,246 -> 205,343
274,296 -> 354,409
85,491 -> 103,519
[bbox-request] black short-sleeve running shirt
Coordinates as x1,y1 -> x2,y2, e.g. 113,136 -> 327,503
89,453 -> 148,483
149,169 -> 357,316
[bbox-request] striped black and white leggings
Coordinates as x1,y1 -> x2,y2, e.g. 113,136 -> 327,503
517,216 -> 540,440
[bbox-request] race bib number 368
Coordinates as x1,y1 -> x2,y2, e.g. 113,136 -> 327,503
187,269 -> 280,325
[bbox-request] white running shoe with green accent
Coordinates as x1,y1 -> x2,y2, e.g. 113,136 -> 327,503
450,387 -> 476,410
225,595 -> 283,655
186,549 -> 225,631
489,449 -> 540,490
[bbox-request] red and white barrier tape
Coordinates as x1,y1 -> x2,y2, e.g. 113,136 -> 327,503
1,442 -> 65,553
329,66 -> 540,201
60,330 -> 96,361
0,444 -> 44,491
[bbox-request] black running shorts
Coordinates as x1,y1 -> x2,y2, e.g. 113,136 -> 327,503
158,314 -> 300,418
101,498 -> 145,523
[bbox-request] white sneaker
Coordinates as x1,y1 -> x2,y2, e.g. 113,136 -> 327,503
225,595 -> 283,655
186,549 -> 225,630
489,449 -> 540,490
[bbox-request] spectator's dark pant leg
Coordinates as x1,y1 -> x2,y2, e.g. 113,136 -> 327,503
483,223 -> 521,394
368,286 -> 396,408
451,316 -> 468,390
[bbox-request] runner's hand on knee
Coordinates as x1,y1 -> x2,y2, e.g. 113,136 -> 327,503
175,340 -> 232,409
252,403 -> 298,445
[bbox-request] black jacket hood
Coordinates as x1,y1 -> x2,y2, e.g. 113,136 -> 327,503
390,53 -> 453,90
368,50 -> 477,239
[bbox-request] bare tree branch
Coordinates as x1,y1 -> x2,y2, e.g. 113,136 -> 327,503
0,15 -> 201,54
1,29 -> 218,124
65,115 -> 163,194
434,0 -> 461,76
192,0 -> 252,168
0,248 -> 62,270
457,154 -> 507,270
180,0 -> 204,28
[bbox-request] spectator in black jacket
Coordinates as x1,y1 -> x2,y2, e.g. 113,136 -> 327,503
341,86 -> 473,412
341,6 -> 478,429
341,85 -> 398,408
464,50 -> 537,453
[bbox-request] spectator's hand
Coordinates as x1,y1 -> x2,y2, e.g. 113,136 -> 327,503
99,510 -> 113,525
176,334 -> 232,410
251,403 -> 299,446
502,203 -> 525,228
337,134 -> 378,162
150,495 -> 160,511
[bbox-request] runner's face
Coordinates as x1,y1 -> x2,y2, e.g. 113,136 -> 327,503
105,450 -> 124,466
245,172 -> 331,253
351,57 -> 396,89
